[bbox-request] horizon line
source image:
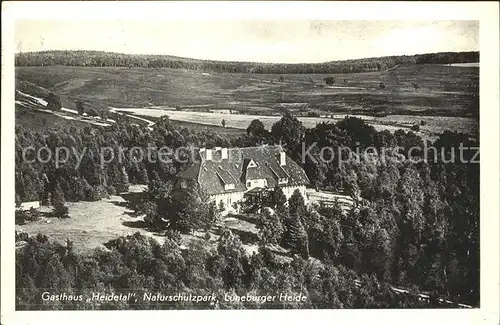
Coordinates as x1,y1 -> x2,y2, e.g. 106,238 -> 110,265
14,49 -> 480,65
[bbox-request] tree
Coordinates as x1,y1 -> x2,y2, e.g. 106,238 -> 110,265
396,166 -> 425,241
264,185 -> 287,214
288,189 -> 306,217
308,211 -> 344,261
76,100 -> 85,115
143,201 -> 159,228
324,76 -> 335,85
114,166 -> 130,193
52,183 -> 69,218
304,157 -> 327,190
46,93 -> 62,111
171,183 -> 210,233
207,201 -> 221,230
271,113 -> 306,161
211,228 -> 248,289
138,167 -> 149,185
379,82 -> 386,89
246,119 -> 269,140
87,107 -> 99,117
258,208 -> 284,246
15,194 -> 22,208
284,212 -> 309,258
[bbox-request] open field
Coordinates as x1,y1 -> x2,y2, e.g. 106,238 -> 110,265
15,196 -> 167,254
14,64 -> 479,139
15,107 -> 90,132
14,86 -> 477,139
14,191 -> 260,256
112,107 -> 478,140
16,63 -> 478,118
444,63 -> 479,68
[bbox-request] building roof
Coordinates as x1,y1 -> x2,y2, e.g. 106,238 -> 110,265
177,145 -> 309,196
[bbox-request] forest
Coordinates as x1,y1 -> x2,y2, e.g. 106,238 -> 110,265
15,113 -> 479,309
15,50 -> 479,74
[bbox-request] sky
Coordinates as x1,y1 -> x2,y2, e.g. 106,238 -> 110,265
15,20 -> 479,63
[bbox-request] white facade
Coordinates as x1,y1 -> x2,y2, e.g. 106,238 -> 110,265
18,201 -> 41,211
212,191 -> 245,214
245,178 -> 267,190
210,184 -> 308,215
185,146 -> 310,215
281,185 -> 308,204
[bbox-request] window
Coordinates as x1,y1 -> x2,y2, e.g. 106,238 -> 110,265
180,181 -> 187,189
278,177 -> 288,184
247,181 -> 251,187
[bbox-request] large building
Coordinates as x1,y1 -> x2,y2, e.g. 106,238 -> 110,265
177,145 -> 309,213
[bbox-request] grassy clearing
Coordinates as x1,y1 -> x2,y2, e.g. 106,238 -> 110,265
113,107 -> 478,140
15,106 -> 90,132
14,194 -> 262,256
131,113 -> 246,138
14,196 -> 166,254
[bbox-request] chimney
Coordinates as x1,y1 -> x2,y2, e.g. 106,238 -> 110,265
280,151 -> 286,166
206,149 -> 212,161
221,148 -> 228,159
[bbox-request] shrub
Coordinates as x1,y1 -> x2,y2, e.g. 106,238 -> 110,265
45,93 -> 62,111
26,207 -> 41,222
163,229 -> 182,244
306,111 -> 321,117
106,185 -> 117,196
15,210 -> 29,225
143,201 -> 159,228
324,76 -> 335,85
85,185 -> 108,201
15,230 -> 30,242
53,201 -> 69,219
258,207 -> 284,246
87,108 -> 99,117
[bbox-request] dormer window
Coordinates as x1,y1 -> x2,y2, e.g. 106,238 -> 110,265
181,181 -> 188,189
247,159 -> 257,168
278,177 -> 288,184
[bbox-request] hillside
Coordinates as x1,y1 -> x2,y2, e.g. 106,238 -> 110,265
15,63 -> 479,119
15,50 -> 479,74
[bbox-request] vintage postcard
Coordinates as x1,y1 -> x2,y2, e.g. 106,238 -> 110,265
1,1 -> 498,325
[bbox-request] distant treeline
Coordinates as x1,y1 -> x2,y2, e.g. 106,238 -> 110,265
15,50 -> 479,74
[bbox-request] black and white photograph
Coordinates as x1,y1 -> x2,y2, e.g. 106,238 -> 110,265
1,1 -> 499,324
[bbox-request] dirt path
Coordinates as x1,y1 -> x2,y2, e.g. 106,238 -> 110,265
16,91 -> 114,127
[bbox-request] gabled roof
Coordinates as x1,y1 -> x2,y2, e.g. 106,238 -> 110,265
177,145 -> 309,196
